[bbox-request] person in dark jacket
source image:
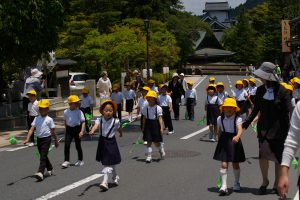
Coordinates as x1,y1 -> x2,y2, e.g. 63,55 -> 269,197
242,62 -> 292,195
168,73 -> 184,120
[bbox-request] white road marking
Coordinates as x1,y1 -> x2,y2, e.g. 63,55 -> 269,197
180,126 -> 209,140
293,190 -> 298,200
228,80 -> 231,84
0,147 -> 13,152
229,85 -> 232,88
194,75 -> 207,89
6,146 -> 28,152
35,174 -> 103,200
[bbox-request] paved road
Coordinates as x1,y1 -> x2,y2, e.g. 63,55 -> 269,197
0,75 -> 298,200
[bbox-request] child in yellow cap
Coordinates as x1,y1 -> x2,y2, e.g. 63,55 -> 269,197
26,90 -> 39,146
123,82 -> 136,122
248,78 -> 257,108
89,100 -> 122,191
62,95 -> 86,168
185,81 -> 197,121
233,80 -> 249,120
137,86 -> 150,131
79,88 -> 94,133
158,84 -> 174,134
111,84 -> 124,121
209,77 -> 216,85
216,82 -> 229,104
24,100 -> 59,181
213,98 -> 245,195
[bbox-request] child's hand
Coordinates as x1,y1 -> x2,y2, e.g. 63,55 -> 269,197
79,131 -> 84,138
23,139 -> 29,145
89,130 -> 94,136
55,140 -> 59,148
232,136 -> 240,143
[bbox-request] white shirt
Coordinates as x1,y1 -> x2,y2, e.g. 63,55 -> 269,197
293,88 -> 300,99
111,92 -> 124,104
205,95 -> 222,106
28,100 -> 39,116
180,79 -> 187,91
123,89 -> 136,100
217,91 -> 228,103
95,117 -> 120,138
249,86 -> 257,96
96,77 -> 112,97
217,115 -> 243,134
142,105 -> 163,120
185,89 -> 197,100
150,86 -> 159,93
31,115 -> 55,138
64,108 -> 85,127
137,97 -> 148,114
158,94 -> 172,107
282,102 -> 300,166
233,89 -> 248,101
80,95 -> 93,108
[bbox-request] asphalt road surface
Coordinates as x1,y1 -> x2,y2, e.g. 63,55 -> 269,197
0,75 -> 298,200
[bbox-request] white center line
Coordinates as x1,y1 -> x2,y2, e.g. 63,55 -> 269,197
180,126 -> 209,140
293,190 -> 299,200
193,75 -> 207,89
6,146 -> 28,152
35,174 -> 103,200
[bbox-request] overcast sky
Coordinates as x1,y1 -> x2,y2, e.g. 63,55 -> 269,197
181,0 -> 246,15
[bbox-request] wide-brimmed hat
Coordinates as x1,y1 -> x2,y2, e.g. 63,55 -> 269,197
253,62 -> 279,82
172,73 -> 179,78
101,71 -> 108,76
100,100 -> 117,114
31,68 -> 43,78
220,98 -> 240,112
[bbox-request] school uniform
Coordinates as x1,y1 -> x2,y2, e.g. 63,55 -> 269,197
31,115 -> 55,173
213,114 -> 246,162
142,105 -> 163,142
137,97 -> 148,129
185,88 -> 197,120
248,85 -> 257,103
27,100 -> 39,142
111,92 -> 124,120
158,94 -> 173,131
123,89 -> 136,112
217,91 -> 229,104
233,89 -> 248,114
64,108 -> 85,162
79,95 -> 93,132
205,95 -> 222,125
95,117 -> 121,165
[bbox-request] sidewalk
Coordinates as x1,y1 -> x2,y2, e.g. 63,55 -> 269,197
0,76 -> 204,148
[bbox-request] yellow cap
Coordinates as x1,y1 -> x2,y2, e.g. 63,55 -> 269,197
38,99 -> 50,108
142,86 -> 150,91
294,77 -> 300,84
209,77 -> 215,81
187,81 -> 193,85
281,82 -> 288,87
242,79 -> 249,84
68,95 -> 80,104
159,84 -> 164,89
27,90 -> 37,95
100,100 -> 117,114
112,84 -> 120,90
220,97 -> 240,112
216,82 -> 225,87
249,78 -> 256,84
284,84 -> 294,92
148,79 -> 155,84
206,84 -> 217,91
82,88 -> 89,93
146,91 -> 157,99
236,80 -> 243,87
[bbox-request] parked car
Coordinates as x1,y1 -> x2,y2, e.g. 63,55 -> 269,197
69,72 -> 89,90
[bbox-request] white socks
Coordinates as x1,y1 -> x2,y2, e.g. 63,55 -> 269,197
233,168 -> 240,183
147,147 -> 152,156
220,168 -> 228,190
101,166 -> 117,183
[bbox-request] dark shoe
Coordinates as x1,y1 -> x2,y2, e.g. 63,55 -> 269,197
271,188 -> 279,195
219,189 -> 229,196
258,184 -> 269,195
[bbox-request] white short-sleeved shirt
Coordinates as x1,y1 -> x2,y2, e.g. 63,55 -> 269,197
217,91 -> 229,103
28,100 -> 39,116
64,108 -> 85,127
158,94 -> 172,107
217,115 -> 243,134
111,92 -> 124,104
123,89 -> 136,100
137,97 -> 148,113
205,95 -> 222,106
150,86 -> 159,93
95,117 -> 120,138
248,86 -> 257,96
142,105 -> 163,120
233,89 -> 248,101
31,115 -> 55,138
80,95 -> 93,108
185,89 -> 197,100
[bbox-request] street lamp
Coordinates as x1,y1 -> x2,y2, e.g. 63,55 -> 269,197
144,19 -> 150,80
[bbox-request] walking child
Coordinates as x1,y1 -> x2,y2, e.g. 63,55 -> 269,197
233,80 -> 249,120
213,98 -> 245,195
158,84 -> 174,134
79,88 -> 93,133
111,84 -> 124,121
185,81 -> 197,121
26,90 -> 39,147
205,84 -> 222,142
137,86 -> 150,130
248,78 -> 257,108
216,82 -> 229,104
89,100 -> 122,191
62,95 -> 86,168
209,77 -> 216,86
123,82 -> 136,121
24,99 -> 59,181
142,91 -> 165,163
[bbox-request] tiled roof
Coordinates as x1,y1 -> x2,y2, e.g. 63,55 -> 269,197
204,2 -> 230,11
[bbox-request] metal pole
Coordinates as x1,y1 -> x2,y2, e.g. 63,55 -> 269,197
146,28 -> 150,81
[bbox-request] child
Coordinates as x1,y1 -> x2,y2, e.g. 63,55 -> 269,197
213,98 -> 245,195
24,99 -> 59,181
242,79 -> 251,114
137,86 -> 150,130
123,82 -> 136,122
142,91 -> 165,163
89,100 -> 122,191
205,84 -> 222,142
216,82 -> 228,104
148,79 -> 159,93
79,88 -> 93,133
158,84 -> 174,134
209,77 -> 216,86
185,81 -> 197,121
233,80 -> 249,119
248,78 -> 257,108
111,84 -> 124,121
62,95 -> 86,168
26,90 -> 39,147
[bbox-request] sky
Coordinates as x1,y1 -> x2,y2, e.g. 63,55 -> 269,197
181,0 -> 246,15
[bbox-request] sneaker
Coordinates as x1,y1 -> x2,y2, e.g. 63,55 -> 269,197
99,182 -> 109,191
27,142 -> 34,147
145,155 -> 152,163
34,172 -> 43,181
159,149 -> 166,159
143,141 -> 148,145
208,133 -> 213,140
74,160 -> 84,167
61,161 -> 70,168
168,130 -> 174,135
233,181 -> 241,191
45,170 -> 54,176
112,175 -> 120,186
210,138 -> 216,142
219,188 -> 228,196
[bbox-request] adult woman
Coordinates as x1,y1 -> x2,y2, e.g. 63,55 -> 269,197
168,73 -> 184,120
96,71 -> 112,104
242,62 -> 292,195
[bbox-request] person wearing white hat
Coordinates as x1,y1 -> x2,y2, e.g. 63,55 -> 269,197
168,73 -> 184,120
179,73 -> 187,92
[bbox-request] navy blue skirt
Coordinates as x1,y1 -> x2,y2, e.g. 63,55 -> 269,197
237,100 -> 247,114
126,99 -> 134,112
143,118 -> 162,143
96,136 -> 121,166
206,104 -> 220,125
